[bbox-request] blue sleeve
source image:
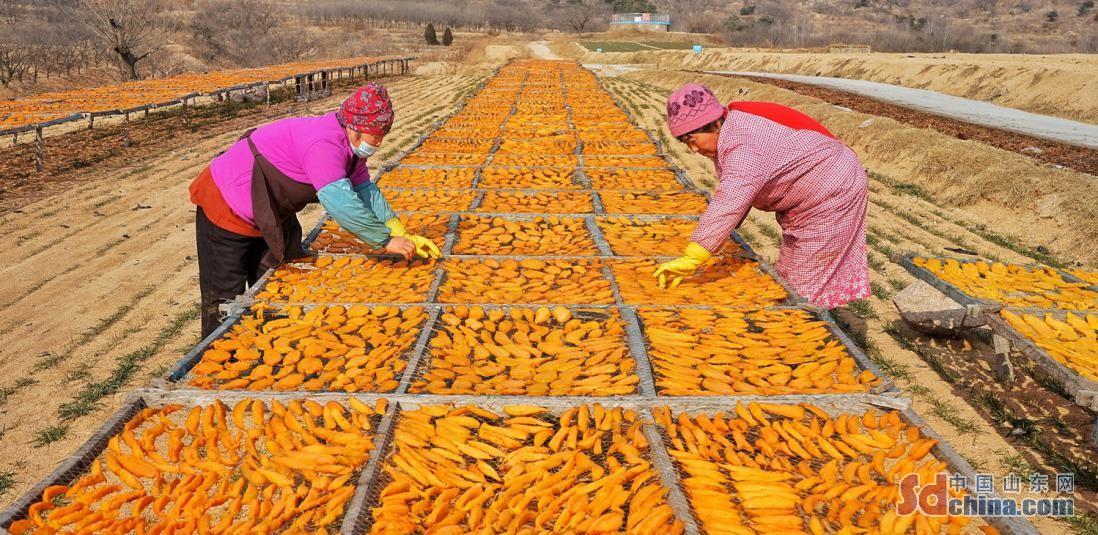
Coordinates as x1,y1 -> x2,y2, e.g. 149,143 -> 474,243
353,181 -> 397,225
317,178 -> 391,248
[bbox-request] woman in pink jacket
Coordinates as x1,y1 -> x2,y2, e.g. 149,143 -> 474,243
655,83 -> 869,309
190,83 -> 439,336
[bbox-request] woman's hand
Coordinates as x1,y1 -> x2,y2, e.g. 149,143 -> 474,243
406,234 -> 441,259
653,242 -> 712,289
384,217 -> 440,259
385,236 -> 416,260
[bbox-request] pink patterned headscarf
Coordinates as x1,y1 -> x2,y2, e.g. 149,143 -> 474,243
337,82 -> 394,135
666,83 -> 725,137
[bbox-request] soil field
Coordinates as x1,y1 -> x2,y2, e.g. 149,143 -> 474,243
700,71 -> 1098,176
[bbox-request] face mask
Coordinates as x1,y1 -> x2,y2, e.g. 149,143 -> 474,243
352,139 -> 379,158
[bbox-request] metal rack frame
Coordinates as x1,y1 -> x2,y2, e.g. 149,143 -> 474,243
0,391 -> 1036,534
8,59 -> 1050,535
985,308 -> 1098,411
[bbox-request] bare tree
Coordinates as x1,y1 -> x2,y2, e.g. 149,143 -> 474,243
0,0 -> 22,24
295,0 -> 540,32
192,0 -> 287,67
144,51 -> 203,78
563,6 -> 597,31
64,0 -> 174,81
548,0 -> 609,32
265,31 -> 320,63
0,44 -> 30,87
786,12 -> 813,47
657,0 -> 719,32
0,24 -> 31,87
16,22 -> 89,83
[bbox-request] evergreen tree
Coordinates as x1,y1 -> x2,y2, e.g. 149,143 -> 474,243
442,27 -> 454,46
424,23 -> 439,45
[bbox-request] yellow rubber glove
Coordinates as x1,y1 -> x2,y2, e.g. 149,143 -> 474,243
407,234 -> 442,259
385,218 -> 408,237
653,242 -> 711,289
386,218 -> 440,259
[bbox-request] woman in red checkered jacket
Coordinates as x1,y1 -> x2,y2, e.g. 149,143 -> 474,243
655,83 -> 869,309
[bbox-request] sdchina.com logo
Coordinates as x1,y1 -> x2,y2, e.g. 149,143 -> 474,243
898,473 -> 952,516
897,472 -> 1075,518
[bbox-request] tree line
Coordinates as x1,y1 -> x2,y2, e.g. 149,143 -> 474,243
3,0 -> 1093,94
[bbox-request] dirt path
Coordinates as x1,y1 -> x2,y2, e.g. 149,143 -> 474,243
580,63 -> 649,77
711,71 -> 1098,149
526,41 -> 561,60
699,71 -> 1098,176
602,74 -> 1097,533
0,72 -> 485,506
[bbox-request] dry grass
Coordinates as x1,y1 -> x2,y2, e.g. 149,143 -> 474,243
577,47 -> 1098,123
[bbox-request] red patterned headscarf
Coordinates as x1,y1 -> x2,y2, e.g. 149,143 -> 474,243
337,82 -> 394,135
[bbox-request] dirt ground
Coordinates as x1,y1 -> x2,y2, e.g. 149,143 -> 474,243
555,42 -> 1098,124
601,73 -> 1097,533
704,73 -> 1098,176
0,71 -> 486,504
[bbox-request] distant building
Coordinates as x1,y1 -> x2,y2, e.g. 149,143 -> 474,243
609,13 -> 671,32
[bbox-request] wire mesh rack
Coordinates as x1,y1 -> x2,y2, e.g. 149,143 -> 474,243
985,308 -> 1098,411
10,59 -> 1045,535
0,389 -> 392,534
897,252 -> 1097,318
3,391 -> 1032,533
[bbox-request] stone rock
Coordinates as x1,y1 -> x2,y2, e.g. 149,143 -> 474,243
892,280 -> 984,336
1036,194 -> 1060,219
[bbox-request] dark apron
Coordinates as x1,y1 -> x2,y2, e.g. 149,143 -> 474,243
243,128 -> 357,268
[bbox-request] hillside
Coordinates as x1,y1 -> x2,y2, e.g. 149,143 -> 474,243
646,0 -> 1098,53
1,0 -> 1094,103
562,45 -> 1098,122
0,1 -> 472,99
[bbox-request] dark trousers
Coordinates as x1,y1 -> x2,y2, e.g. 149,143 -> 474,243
196,208 -> 268,338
